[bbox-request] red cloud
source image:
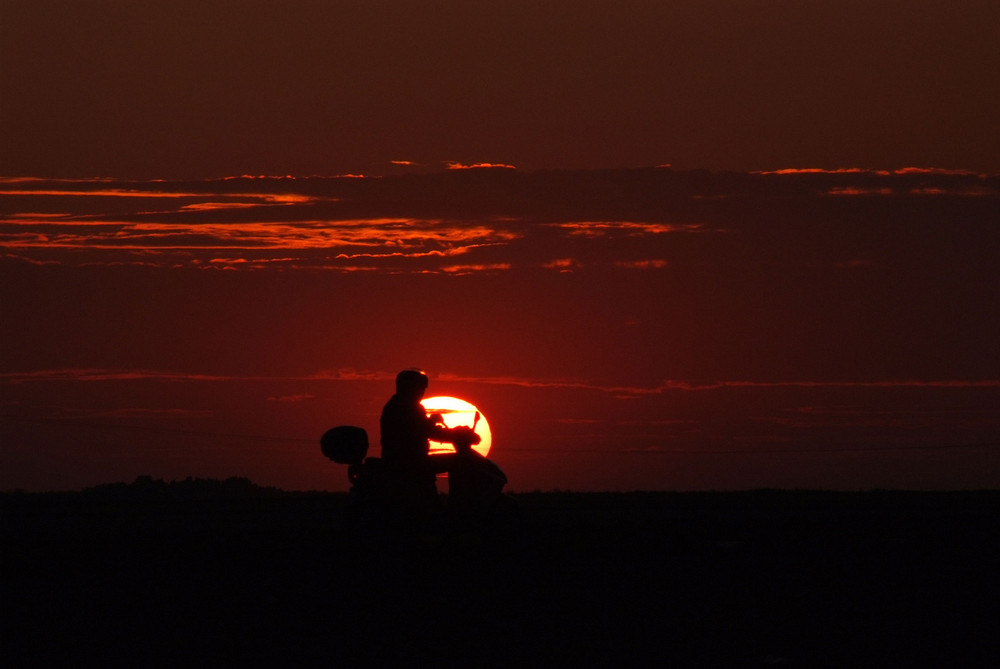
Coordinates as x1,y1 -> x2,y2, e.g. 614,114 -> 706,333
445,162 -> 516,170
614,259 -> 668,269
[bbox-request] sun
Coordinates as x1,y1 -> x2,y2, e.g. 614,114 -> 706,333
421,396 -> 492,457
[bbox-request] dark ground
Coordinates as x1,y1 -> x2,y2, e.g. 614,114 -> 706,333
3,480 -> 999,667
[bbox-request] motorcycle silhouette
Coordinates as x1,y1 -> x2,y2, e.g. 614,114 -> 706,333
321,414 -> 514,528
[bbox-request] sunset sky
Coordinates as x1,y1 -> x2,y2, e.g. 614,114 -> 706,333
2,2 -> 999,491
4,0 -> 999,177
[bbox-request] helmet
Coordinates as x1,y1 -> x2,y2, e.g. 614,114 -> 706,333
395,368 -> 429,393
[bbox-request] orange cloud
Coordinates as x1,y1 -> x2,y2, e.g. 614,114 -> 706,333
753,167 -> 891,176
440,263 -> 512,274
551,221 -> 704,237
614,259 -> 668,269
1,211 -> 522,272
894,167 -> 981,176
0,189 -> 319,207
0,177 -> 119,184
909,187 -> 994,196
542,258 -> 581,272
827,187 -> 894,196
445,162 -> 516,170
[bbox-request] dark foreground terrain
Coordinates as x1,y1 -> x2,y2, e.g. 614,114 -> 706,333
3,480 -> 999,667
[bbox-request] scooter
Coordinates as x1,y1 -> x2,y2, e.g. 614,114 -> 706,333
319,420 -> 480,519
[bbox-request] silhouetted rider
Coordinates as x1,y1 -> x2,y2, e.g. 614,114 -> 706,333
379,369 -> 458,514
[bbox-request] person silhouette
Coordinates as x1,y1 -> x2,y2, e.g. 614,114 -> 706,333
379,369 -> 456,522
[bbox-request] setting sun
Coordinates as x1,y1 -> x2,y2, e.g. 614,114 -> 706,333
421,396 -> 492,457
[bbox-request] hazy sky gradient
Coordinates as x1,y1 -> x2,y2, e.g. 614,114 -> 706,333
3,1 -> 999,178
3,2 -> 999,491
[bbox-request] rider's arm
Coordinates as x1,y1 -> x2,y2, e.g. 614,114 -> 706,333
425,414 -> 452,442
